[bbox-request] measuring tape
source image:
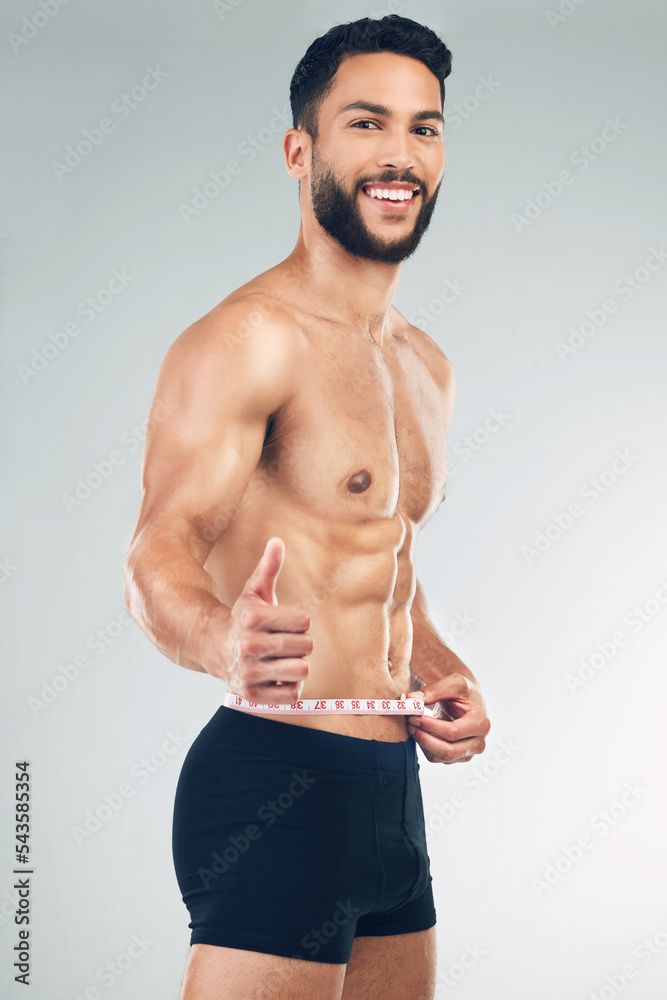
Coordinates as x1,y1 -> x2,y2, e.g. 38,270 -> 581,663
224,692 -> 428,716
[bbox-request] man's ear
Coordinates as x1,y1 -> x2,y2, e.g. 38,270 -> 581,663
283,128 -> 311,181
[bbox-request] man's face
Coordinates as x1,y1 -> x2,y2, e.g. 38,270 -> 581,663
307,51 -> 446,264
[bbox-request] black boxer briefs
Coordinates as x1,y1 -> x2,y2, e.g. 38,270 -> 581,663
172,704 -> 436,964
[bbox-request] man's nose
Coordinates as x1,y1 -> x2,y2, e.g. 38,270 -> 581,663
376,130 -> 415,172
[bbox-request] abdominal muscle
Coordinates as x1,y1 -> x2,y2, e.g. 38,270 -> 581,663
206,501 -> 418,742
245,598 -> 415,742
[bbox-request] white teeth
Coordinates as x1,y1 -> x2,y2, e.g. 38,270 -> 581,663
365,187 -> 415,201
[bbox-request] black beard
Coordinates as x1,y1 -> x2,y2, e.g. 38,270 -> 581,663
309,146 -> 441,264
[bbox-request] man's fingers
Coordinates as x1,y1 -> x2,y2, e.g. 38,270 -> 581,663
241,659 -> 310,703
409,726 -> 486,764
246,681 -> 303,705
408,710 -> 488,743
239,605 -> 310,633
238,536 -> 285,605
244,658 -> 310,683
413,673 -> 472,704
239,632 -> 313,661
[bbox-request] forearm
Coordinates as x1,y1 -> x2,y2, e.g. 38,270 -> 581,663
123,535 -> 232,679
409,582 -> 481,692
409,619 -> 478,690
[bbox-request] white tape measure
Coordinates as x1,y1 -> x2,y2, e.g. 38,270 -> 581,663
224,692 -> 428,716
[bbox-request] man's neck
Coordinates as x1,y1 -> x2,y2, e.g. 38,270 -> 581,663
285,227 -> 403,346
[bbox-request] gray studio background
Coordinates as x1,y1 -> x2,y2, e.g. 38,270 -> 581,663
2,0 -> 667,997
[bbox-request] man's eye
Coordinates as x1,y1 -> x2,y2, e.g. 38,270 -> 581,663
414,126 -> 440,136
351,120 -> 380,129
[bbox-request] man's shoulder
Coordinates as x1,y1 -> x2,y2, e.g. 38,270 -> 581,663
394,310 -> 455,391
154,276 -> 303,416
168,275 -> 302,369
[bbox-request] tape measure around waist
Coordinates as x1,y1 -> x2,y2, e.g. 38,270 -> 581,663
223,692 -> 427,716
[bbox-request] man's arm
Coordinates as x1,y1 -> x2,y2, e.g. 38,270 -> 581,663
409,580 -> 478,693
122,296 -> 310,697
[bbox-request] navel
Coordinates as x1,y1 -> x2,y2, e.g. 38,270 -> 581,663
347,469 -> 372,493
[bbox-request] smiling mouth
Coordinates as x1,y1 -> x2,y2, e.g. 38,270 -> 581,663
361,183 -> 421,211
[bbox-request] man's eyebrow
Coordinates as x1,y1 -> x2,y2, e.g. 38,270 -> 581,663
337,101 -> 444,125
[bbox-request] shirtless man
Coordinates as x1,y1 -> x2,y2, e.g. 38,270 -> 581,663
123,15 -> 490,1000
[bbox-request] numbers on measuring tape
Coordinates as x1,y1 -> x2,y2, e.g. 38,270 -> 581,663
222,692 -> 425,716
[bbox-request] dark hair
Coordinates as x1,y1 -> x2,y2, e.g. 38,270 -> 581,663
290,15 -> 452,142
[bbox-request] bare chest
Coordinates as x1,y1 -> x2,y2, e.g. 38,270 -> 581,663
259,331 -> 449,527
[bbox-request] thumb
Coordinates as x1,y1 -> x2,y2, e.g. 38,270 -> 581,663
240,537 -> 285,606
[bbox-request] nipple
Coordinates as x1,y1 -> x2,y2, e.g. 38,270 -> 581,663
347,469 -> 372,493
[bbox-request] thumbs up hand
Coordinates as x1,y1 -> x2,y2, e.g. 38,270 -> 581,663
227,537 -> 312,704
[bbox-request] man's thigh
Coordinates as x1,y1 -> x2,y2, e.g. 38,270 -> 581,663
341,927 -> 437,1000
179,943 -> 347,1000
